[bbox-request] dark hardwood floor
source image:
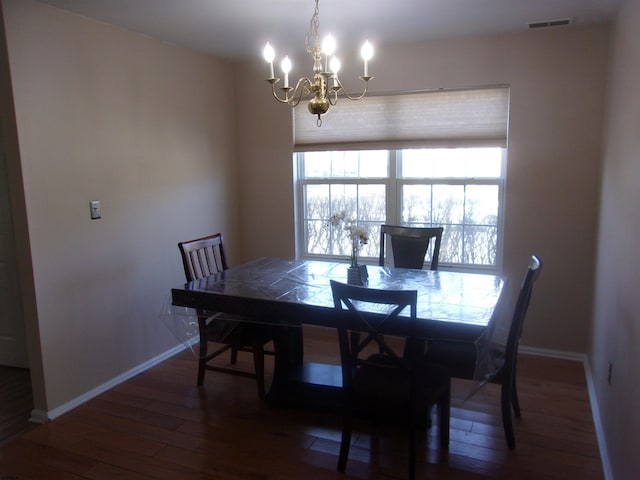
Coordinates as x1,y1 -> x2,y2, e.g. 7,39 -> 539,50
0,327 -> 604,479
0,366 -> 34,447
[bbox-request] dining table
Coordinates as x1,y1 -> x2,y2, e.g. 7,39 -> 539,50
170,257 -> 506,410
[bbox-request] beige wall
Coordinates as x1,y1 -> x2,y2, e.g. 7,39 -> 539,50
2,7 -> 627,471
234,60 -> 297,262
0,2 -> 45,408
0,3 -> 27,368
592,0 -> 640,478
2,0 -> 239,413
236,24 -> 610,354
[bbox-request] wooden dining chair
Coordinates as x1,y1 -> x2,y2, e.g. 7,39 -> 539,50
330,280 -> 450,480
425,254 -> 543,449
178,233 -> 273,399
379,224 -> 444,270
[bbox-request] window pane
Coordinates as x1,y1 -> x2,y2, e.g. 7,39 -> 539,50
402,185 -> 432,224
463,226 -> 497,265
361,223 -> 380,258
331,151 -> 359,177
357,185 -> 386,222
303,182 -> 385,261
432,185 -> 464,224
401,148 -> 502,179
329,184 -> 358,218
465,185 -> 499,226
400,184 -> 499,265
303,151 -> 388,178
359,150 -> 388,177
305,219 -> 330,254
304,185 -> 330,221
304,152 -> 330,177
441,224 -> 463,264
465,148 -> 502,178
328,184 -> 384,258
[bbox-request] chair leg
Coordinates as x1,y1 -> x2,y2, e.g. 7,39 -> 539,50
252,342 -> 266,401
337,412 -> 353,472
230,345 -> 239,365
437,379 -> 451,449
197,319 -> 208,386
408,421 -> 416,480
501,381 -> 516,449
511,371 -> 522,418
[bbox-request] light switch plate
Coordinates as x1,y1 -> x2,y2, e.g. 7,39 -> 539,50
90,200 -> 101,219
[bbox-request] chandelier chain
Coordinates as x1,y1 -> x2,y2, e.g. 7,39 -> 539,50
305,0 -> 321,53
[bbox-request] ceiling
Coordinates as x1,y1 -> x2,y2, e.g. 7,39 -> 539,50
35,0 -> 621,61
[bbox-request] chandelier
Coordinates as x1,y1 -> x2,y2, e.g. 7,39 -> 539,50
262,0 -> 374,126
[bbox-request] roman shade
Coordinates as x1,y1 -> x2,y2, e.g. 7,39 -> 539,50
294,86 -> 510,151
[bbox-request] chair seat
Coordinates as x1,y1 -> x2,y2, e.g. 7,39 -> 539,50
205,314 -> 272,345
352,354 -> 450,424
426,340 -> 507,382
203,314 -> 241,340
355,354 -> 449,398
425,340 -> 477,379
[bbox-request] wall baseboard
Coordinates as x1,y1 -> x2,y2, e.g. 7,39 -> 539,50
34,343 -> 189,423
519,344 -> 586,361
28,409 -> 48,424
519,345 -> 612,480
582,356 -> 613,480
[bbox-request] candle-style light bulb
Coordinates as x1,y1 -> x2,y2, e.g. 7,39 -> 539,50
330,56 -> 341,89
281,56 -> 292,88
263,42 -> 275,78
330,56 -> 341,74
322,34 -> 336,72
322,34 -> 336,55
360,40 -> 373,77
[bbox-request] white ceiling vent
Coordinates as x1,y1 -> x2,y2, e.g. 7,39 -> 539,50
528,18 -> 573,29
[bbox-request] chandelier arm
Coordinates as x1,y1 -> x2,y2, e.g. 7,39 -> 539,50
270,77 -> 314,106
330,76 -> 372,101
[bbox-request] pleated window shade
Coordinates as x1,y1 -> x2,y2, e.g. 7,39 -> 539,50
294,86 -> 510,151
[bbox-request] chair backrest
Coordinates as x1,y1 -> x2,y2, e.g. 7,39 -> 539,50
502,255 -> 542,372
472,255 -> 542,386
378,224 -> 444,270
178,233 -> 229,282
330,280 -> 418,390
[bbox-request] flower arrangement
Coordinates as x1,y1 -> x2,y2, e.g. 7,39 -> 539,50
329,211 -> 369,267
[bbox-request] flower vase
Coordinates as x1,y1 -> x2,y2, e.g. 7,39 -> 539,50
347,264 -> 368,286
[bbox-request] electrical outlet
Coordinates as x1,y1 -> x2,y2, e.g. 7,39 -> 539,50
90,200 -> 101,219
607,362 -> 613,386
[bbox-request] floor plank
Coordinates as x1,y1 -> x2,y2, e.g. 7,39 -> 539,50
0,328 -> 604,479
0,366 -> 35,446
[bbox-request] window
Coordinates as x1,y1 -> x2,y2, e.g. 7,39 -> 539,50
296,147 -> 505,270
294,86 -> 509,272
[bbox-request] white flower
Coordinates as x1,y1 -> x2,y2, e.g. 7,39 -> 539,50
328,211 -> 369,266
349,225 -> 369,245
329,211 -> 346,227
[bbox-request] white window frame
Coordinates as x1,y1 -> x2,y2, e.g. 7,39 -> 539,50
294,148 -> 506,273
